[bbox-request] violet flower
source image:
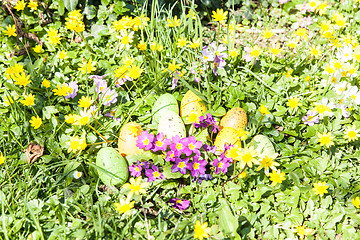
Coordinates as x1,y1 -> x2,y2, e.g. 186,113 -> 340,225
104,109 -> 121,121
213,158 -> 231,174
194,173 -> 213,183
137,160 -> 150,170
302,110 -> 320,126
94,79 -> 108,94
169,198 -> 190,210
136,131 -> 154,151
65,81 -> 78,99
100,88 -> 118,106
89,106 -> 100,118
299,16 -> 313,28
203,144 -> 217,154
184,136 -> 203,157
153,133 -> 171,152
165,151 -> 176,162
129,163 -> 142,177
188,159 -> 207,177
145,165 -> 164,182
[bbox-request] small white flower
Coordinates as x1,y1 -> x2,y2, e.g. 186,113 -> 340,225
73,171 -> 83,179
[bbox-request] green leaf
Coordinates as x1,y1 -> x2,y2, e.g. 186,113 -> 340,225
64,0 -> 79,11
162,165 -> 182,179
218,199 -> 238,235
324,212 -> 344,229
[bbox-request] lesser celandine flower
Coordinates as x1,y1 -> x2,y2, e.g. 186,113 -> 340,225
194,220 -> 211,240
122,176 -> 149,198
28,0 -> 38,10
33,45 -> 42,53
29,116 -> 42,129
352,196 -> 360,208
166,16 -> 181,27
236,146 -> 258,169
66,135 -> 87,153
249,45 -> 261,58
269,170 -> 286,186
294,28 -> 308,40
269,43 -> 282,57
78,96 -> 93,109
78,59 -> 97,74
137,41 -> 147,50
73,110 -> 92,125
64,114 -> 76,124
211,9 -> 228,24
312,181 -> 329,196
343,126 -> 359,142
189,38 -> 201,49
262,28 -> 274,39
3,25 -> 17,37
127,65 -> 143,79
13,72 -> 31,86
47,28 -> 62,45
317,132 -> 334,147
295,225 -> 314,239
20,94 -> 35,107
177,37 -> 188,48
14,0 -> 26,11
114,197 -> 135,216
287,96 -> 302,110
58,50 -> 68,59
256,153 -> 279,176
53,83 -> 70,96
42,79 -> 50,88
0,152 -> 5,165
309,45 -> 321,57
259,104 -> 270,115
229,49 -> 239,58
287,38 -> 298,49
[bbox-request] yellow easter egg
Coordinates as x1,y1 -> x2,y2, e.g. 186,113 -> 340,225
220,107 -> 247,130
118,122 -> 143,156
180,90 -> 206,123
214,127 -> 239,155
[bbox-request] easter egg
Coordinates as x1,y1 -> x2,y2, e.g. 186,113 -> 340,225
248,134 -> 276,157
118,122 -> 143,156
214,127 -> 239,155
157,110 -> 186,139
220,107 -> 247,130
180,90 -> 206,124
152,93 -> 179,125
96,147 -> 129,186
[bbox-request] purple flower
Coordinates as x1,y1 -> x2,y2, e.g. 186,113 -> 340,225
201,46 -> 215,62
171,158 -> 189,174
137,160 -> 150,169
194,113 -> 220,133
165,151 -> 176,162
169,198 -> 190,210
104,109 -> 121,121
194,173 -> 213,183
219,144 -> 233,162
302,110 -> 320,126
129,163 -> 142,177
339,104 -> 350,119
65,81 -> 78,99
136,131 -> 154,151
89,106 -> 100,118
170,136 -> 186,157
89,74 -> 107,81
188,159 -> 207,177
100,88 -> 118,106
203,144 -> 217,154
183,136 -> 203,157
243,47 -> 259,63
145,165 -> 164,182
209,42 -> 228,59
115,76 -> 132,87
299,16 -> 313,28
94,79 -> 108,94
213,158 -> 231,174
152,133 -> 171,152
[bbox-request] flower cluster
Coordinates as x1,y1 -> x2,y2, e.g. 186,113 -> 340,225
194,113 -> 220,133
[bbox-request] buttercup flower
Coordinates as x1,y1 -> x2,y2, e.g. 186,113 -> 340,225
122,176 -> 149,198
343,125 -> 359,142
114,197 -> 135,216
194,220 -> 211,240
312,181 -> 329,196
317,132 -> 334,147
4,25 -> 17,37
269,170 -> 286,186
29,116 -> 42,129
20,94 -> 35,107
352,196 -> 360,208
211,9 -> 228,23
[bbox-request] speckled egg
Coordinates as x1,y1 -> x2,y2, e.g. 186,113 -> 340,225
180,90 -> 206,123
118,122 -> 143,156
96,147 -> 129,186
157,110 -> 186,139
152,93 -> 179,125
214,127 -> 239,155
219,107 -> 247,130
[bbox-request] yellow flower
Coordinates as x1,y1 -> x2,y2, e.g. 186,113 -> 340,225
53,83 -> 70,96
287,39 -> 298,49
65,10 -> 85,32
13,72 -> 31,87
229,49 -> 238,58
127,65 -> 143,79
73,110 -> 92,126
352,196 -> 360,208
194,220 -> 211,240
189,38 -> 201,49
58,50 -> 68,59
28,0 -> 38,10
33,45 -> 42,53
237,128 -> 249,141
269,43 -> 282,57
269,170 -> 286,186
65,114 -> 76,124
166,16 -> 181,27
309,45 -> 321,57
259,104 -> 269,115
294,28 -> 308,40
343,126 -> 359,142
316,2 -> 328,15
47,28 -> 62,45
114,197 -> 135,216
42,79 -> 50,88
122,176 -> 149,198
78,59 -> 97,74
165,59 -> 182,73
287,96 -> 302,110
150,41 -> 163,51
137,41 -> 147,50
20,94 -> 35,106
262,28 -> 274,39
3,25 -> 17,37
295,225 -> 314,239
235,146 -> 258,169
187,10 -> 196,19
78,96 -> 93,109
66,135 -> 87,153
187,110 -> 201,123
211,9 -> 228,24
0,152 -> 5,165
239,171 -> 247,178
312,181 -> 329,196
317,132 -> 334,147
14,0 -> 26,11
256,153 -> 279,176
304,76 -> 311,82
177,37 -> 188,48
249,45 -> 261,58
29,116 -> 42,129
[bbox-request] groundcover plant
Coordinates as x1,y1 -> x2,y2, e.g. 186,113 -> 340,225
1,0 -> 360,239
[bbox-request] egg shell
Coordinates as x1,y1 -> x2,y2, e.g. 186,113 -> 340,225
152,93 -> 179,125
214,127 -> 239,155
180,90 -> 206,121
157,110 -> 186,139
248,134 -> 276,157
118,122 -> 143,156
96,147 -> 129,186
220,107 -> 247,130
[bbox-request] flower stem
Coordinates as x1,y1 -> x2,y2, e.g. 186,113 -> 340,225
87,124 -> 109,142
140,197 -> 151,240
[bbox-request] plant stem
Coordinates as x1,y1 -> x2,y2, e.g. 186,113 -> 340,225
87,124 -> 109,142
140,197 -> 151,240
